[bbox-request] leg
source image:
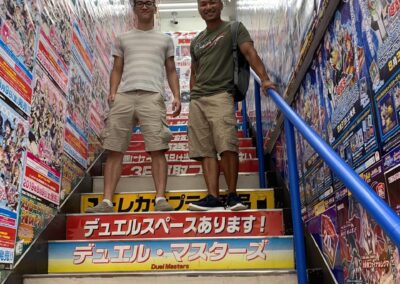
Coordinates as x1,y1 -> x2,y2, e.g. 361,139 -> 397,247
201,157 -> 220,197
150,150 -> 174,211
85,150 -> 124,213
220,151 -> 239,194
103,150 -> 124,200
149,150 -> 168,198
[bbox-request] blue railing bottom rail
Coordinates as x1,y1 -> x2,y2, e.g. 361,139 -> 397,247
250,70 -> 400,284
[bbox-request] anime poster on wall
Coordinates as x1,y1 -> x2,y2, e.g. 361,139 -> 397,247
40,0 -> 73,68
0,0 -> 41,73
29,64 -> 67,171
0,92 -> 28,265
60,155 -> 84,203
355,0 -> 400,154
66,57 -> 91,136
89,57 -> 108,139
382,145 -> 400,215
322,0 -> 374,145
306,206 -> 343,283
14,192 -> 57,264
71,21 -> 94,81
357,0 -> 400,92
0,40 -> 32,116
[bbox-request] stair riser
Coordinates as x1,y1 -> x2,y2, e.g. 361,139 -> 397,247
48,237 -> 294,273
81,189 -> 275,213
127,138 -> 253,150
24,274 -> 298,284
112,159 -> 259,176
123,148 -> 257,163
66,210 -> 284,240
92,173 -> 261,192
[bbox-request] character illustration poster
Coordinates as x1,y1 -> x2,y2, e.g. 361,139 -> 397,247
29,64 -> 67,171
0,0 -> 41,73
66,57 -> 91,137
39,0 -> 73,68
306,206 -> 342,282
0,92 -> 28,265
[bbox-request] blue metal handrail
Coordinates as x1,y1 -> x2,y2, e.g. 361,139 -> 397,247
250,69 -> 400,284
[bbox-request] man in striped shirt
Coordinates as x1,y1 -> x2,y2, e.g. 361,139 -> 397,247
86,0 -> 181,213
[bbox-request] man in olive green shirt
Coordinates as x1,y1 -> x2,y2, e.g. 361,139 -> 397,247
188,0 -> 275,211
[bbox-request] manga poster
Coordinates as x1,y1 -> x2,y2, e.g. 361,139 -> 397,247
71,21 -> 94,82
14,192 -> 57,264
39,0 -> 73,69
66,56 -> 91,136
0,92 -> 28,265
29,64 -> 67,171
337,165 -> 396,283
0,0 -> 41,73
321,0 -> 373,144
0,39 -> 32,117
60,155 -> 84,203
356,0 -> 400,154
89,56 -> 108,139
382,145 -> 400,215
306,206 -> 343,282
87,129 -> 102,168
70,0 -> 96,56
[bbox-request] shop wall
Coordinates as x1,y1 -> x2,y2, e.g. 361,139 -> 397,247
0,0 -> 135,273
254,0 -> 400,283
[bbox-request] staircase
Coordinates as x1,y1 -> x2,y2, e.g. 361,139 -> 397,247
23,112 -> 297,284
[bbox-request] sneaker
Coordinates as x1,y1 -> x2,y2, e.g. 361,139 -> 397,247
85,201 -> 114,213
154,199 -> 174,211
226,192 -> 248,211
188,195 -> 225,211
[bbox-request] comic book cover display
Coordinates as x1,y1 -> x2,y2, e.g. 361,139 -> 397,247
382,145 -> 400,216
0,0 -> 40,73
356,0 -> 400,154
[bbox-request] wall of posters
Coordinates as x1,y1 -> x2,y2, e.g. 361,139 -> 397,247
0,0 -> 135,269
263,0 -> 400,282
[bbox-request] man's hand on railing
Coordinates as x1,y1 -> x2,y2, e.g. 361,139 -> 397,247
261,79 -> 277,94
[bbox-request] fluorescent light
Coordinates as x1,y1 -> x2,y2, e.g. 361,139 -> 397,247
159,8 -> 198,12
158,2 -> 197,8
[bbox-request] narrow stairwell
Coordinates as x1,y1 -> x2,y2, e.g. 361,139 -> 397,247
23,112 -> 297,284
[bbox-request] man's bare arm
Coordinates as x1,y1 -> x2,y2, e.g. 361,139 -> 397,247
165,56 -> 181,116
109,56 -> 124,102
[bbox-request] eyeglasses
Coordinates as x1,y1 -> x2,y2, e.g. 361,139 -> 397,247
134,1 -> 155,7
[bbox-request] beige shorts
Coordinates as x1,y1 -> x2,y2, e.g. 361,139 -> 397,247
102,91 -> 172,153
188,91 -> 239,159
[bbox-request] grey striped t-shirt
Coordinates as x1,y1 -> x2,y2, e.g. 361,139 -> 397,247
113,28 -> 174,94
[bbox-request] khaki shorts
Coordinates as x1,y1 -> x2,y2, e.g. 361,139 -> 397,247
188,91 -> 239,159
102,91 -> 172,153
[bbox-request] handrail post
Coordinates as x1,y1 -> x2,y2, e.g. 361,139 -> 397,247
284,118 -> 307,284
254,79 -> 266,188
241,99 -> 249,138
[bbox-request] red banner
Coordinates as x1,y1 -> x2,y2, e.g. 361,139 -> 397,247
66,210 -> 284,240
117,159 -> 259,176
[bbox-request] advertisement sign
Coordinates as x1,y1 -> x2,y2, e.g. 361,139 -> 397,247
81,189 -> 276,213
64,117 -> 88,169
66,210 -> 284,240
48,237 -> 294,273
22,152 -> 60,206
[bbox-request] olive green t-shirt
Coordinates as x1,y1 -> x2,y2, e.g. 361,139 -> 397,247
190,21 -> 253,98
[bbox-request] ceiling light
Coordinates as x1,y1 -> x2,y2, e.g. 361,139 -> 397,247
158,2 -> 197,8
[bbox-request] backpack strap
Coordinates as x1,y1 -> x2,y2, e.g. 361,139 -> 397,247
231,21 -> 240,85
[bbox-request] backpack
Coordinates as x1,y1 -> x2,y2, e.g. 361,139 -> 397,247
231,21 -> 250,102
